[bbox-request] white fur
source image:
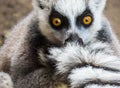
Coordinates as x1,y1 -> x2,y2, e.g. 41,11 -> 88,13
49,40 -> 120,87
85,84 -> 120,88
0,72 -> 13,88
69,66 -> 120,88
49,41 -> 120,74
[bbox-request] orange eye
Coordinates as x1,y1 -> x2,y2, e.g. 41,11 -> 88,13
83,16 -> 92,25
52,18 -> 62,27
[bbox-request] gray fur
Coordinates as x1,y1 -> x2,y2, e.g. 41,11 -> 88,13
0,0 -> 120,88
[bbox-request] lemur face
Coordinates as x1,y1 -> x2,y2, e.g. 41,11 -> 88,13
33,0 -> 106,43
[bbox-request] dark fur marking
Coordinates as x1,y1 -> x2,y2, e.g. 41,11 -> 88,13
96,29 -> 112,43
74,63 -> 120,72
76,9 -> 94,28
90,48 -> 105,54
37,0 -> 45,9
80,81 -> 120,88
39,4 -> 45,9
66,63 -> 120,82
69,64 -> 120,88
49,8 -> 70,30
27,20 -> 59,70
90,48 -> 112,55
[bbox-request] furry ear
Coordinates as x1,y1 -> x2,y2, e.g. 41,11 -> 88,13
32,0 -> 54,10
89,0 -> 107,13
32,0 -> 47,10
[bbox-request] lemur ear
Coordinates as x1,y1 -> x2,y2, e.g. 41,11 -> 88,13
32,0 -> 54,10
89,0 -> 107,12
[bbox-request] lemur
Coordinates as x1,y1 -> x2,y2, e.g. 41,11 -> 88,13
0,0 -> 120,88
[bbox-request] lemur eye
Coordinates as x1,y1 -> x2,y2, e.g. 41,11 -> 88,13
49,8 -> 70,30
52,18 -> 62,27
76,10 -> 93,28
83,15 -> 92,25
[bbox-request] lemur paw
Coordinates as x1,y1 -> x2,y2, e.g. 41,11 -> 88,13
0,72 -> 13,88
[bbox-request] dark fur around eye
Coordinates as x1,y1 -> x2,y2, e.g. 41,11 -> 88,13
49,8 -> 70,30
76,9 -> 94,28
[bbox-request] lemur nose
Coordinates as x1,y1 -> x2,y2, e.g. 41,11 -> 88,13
64,34 -> 84,45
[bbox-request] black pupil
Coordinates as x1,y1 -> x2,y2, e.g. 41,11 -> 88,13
86,19 -> 88,22
55,19 -> 59,24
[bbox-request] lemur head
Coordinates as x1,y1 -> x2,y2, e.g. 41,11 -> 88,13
32,0 -> 106,43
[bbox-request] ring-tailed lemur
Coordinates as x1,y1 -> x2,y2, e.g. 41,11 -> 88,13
0,0 -> 120,88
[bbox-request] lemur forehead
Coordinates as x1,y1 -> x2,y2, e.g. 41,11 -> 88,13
53,0 -> 90,17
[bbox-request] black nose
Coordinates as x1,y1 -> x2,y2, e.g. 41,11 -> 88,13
64,34 -> 83,45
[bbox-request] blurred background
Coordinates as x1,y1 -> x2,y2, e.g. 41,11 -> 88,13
0,0 -> 120,46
